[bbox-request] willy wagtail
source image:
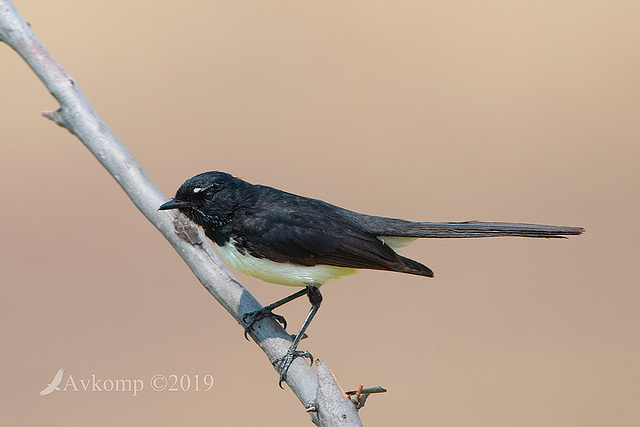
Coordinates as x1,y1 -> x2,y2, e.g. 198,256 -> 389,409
159,171 -> 583,386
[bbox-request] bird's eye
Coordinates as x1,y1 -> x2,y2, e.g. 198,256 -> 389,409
202,183 -> 220,200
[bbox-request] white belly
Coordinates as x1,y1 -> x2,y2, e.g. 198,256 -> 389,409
216,240 -> 357,287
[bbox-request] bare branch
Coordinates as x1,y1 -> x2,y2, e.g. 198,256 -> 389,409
0,1 -> 363,424
313,361 -> 362,426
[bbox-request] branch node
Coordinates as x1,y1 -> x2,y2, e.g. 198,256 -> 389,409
42,108 -> 67,128
345,385 -> 387,410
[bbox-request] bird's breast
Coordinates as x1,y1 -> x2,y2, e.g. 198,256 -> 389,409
216,239 -> 357,287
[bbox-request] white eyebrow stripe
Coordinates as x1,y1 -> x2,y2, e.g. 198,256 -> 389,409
193,187 -> 205,193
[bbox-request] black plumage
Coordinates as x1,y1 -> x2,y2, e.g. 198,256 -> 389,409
164,171 -> 435,279
159,171 -> 583,386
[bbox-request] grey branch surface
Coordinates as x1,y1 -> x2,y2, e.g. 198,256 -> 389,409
0,1 -> 354,425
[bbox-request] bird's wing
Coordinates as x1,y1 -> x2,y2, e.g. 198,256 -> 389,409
233,206 -> 433,277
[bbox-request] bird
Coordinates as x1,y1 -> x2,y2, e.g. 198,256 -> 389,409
158,171 -> 583,386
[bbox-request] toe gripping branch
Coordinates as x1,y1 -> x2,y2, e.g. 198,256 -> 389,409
242,286 -> 321,388
242,287 -> 310,339
242,307 -> 287,340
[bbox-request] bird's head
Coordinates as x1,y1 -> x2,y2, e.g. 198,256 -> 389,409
159,171 -> 249,228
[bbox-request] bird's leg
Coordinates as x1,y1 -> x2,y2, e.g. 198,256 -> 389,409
274,285 -> 322,388
243,287 -> 309,339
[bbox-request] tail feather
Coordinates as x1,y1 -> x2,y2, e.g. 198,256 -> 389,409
358,216 -> 584,239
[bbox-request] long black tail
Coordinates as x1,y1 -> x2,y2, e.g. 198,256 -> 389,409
357,217 -> 584,239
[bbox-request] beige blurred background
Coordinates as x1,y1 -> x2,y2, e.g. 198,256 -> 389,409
1,1 -> 638,425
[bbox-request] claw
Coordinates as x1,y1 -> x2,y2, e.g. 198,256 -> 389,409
273,349 -> 314,388
243,308 -> 287,340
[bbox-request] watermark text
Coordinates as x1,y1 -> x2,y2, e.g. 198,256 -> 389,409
40,369 -> 214,397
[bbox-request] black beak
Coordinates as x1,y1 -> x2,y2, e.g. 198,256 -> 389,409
158,198 -> 191,210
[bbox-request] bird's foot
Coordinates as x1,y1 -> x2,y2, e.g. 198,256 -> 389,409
273,347 -> 314,388
243,307 -> 287,340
